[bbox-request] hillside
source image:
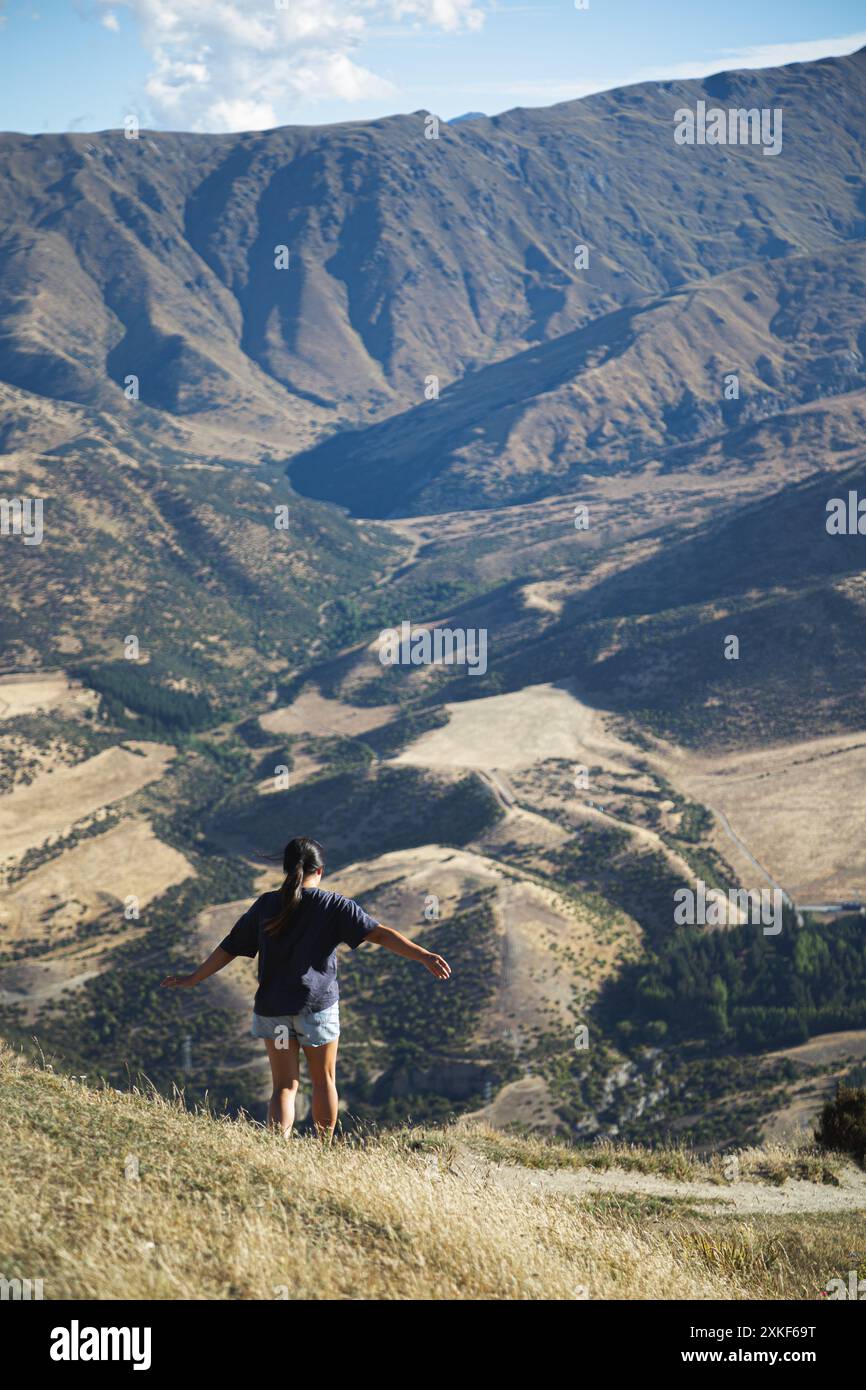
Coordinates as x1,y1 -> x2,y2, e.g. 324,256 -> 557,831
289,247 -> 866,516
0,425 -> 399,682
2,1046 -> 865,1301
410,451 -> 866,751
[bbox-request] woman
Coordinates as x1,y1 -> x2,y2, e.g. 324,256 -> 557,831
161,836 -> 451,1140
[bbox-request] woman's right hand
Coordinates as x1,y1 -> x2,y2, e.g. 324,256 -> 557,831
160,973 -> 198,989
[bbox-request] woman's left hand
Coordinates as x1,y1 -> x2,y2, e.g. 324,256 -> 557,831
422,953 -> 451,980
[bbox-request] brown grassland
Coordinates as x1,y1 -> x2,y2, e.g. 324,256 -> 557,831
2,1046 -> 864,1301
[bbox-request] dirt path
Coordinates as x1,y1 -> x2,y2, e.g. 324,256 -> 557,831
476,768 -> 516,811
711,805 -> 792,902
376,518 -> 424,583
459,1153 -> 866,1214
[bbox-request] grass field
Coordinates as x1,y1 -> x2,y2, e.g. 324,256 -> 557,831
0,742 -> 175,865
2,1046 -> 864,1301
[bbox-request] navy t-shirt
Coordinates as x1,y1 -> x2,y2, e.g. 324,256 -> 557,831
219,887 -> 378,1016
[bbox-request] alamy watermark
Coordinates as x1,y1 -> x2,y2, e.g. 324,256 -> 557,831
674,101 -> 783,157
50,1322 -> 152,1370
378,621 -> 488,676
826,490 -> 866,535
1,1276 -> 45,1300
674,878 -> 783,936
0,497 -> 43,545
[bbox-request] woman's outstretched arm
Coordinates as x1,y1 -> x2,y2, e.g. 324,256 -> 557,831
365,925 -> 451,980
161,945 -> 234,990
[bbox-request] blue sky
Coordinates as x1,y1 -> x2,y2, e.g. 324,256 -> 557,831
0,0 -> 864,134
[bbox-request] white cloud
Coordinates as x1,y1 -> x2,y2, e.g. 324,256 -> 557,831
97,0 -> 486,131
391,0 -> 484,33
429,29 -> 866,118
205,96 -> 279,131
651,30 -> 866,80
593,30 -> 866,104
101,9 -> 120,29
144,48 -> 212,119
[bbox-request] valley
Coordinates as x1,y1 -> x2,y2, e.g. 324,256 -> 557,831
1,45 -> 865,1152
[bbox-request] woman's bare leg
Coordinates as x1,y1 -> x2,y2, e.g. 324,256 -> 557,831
303,1040 -> 339,1141
264,1036 -> 300,1138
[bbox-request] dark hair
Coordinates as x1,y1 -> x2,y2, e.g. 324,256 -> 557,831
264,836 -> 325,938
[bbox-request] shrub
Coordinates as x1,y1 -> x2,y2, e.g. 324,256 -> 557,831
815,1084 -> 866,1165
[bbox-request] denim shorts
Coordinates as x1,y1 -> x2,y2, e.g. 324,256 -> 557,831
251,1001 -> 340,1047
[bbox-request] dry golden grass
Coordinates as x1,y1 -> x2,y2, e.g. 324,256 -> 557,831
675,732 -> 866,903
0,1046 -> 860,1301
0,817 -> 194,939
444,1122 -> 843,1186
0,742 -> 175,865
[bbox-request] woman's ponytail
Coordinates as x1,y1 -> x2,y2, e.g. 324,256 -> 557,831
264,836 -> 325,938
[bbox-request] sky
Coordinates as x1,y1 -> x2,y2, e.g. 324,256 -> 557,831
0,0 -> 864,134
